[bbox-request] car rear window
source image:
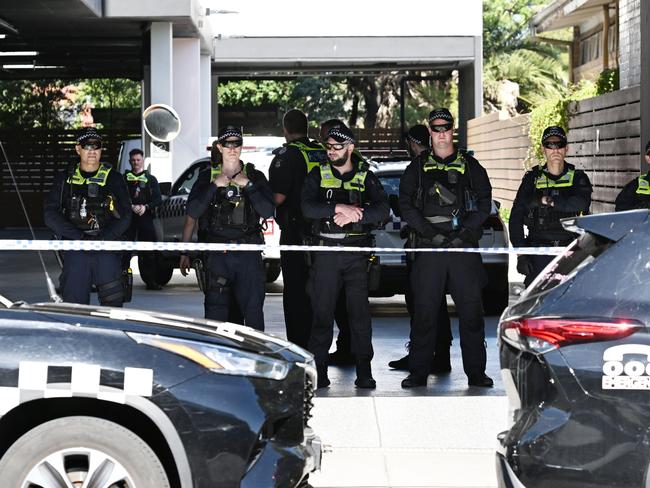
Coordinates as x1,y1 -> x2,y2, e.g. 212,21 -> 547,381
526,232 -> 613,296
378,175 -> 400,196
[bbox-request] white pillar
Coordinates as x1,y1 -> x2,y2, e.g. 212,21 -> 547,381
148,22 -> 173,182
172,37 -> 202,180
211,74 -> 220,137
200,53 -> 212,145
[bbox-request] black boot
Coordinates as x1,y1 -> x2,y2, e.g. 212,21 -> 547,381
388,354 -> 409,370
388,342 -> 410,370
316,364 -> 330,389
354,360 -> 376,389
401,373 -> 428,388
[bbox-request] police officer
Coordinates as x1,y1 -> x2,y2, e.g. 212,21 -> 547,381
179,126 -> 274,329
615,140 -> 650,211
44,127 -> 131,306
269,109 -> 326,348
302,125 -> 389,389
510,126 -> 592,287
121,148 -> 163,289
388,124 -> 453,374
317,118 -> 356,366
399,108 -> 493,388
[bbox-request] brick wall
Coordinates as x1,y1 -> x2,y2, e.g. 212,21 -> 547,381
619,0 -> 641,88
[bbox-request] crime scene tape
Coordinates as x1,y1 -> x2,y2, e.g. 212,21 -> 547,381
0,240 -> 565,256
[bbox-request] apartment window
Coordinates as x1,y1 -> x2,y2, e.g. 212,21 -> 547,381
580,31 -> 601,65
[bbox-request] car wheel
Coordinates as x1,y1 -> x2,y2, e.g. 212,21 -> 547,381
0,416 -> 170,488
265,260 -> 281,283
482,266 -> 509,315
154,257 -> 175,286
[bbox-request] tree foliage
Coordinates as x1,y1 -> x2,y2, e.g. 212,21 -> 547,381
0,80 -> 71,129
483,0 -> 568,113
76,79 -> 140,110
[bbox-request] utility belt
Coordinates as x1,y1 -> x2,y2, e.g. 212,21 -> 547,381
205,233 -> 262,245
526,235 -> 574,248
303,234 -> 380,291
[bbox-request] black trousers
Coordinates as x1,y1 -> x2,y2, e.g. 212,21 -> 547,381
307,251 -> 373,366
409,252 -> 486,377
280,229 -> 313,348
523,254 -> 554,288
205,251 -> 265,330
405,259 -> 452,354
122,213 -> 158,285
61,251 -> 123,306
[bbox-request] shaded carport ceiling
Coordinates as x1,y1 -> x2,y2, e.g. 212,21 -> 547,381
0,0 -> 208,80
212,36 -> 478,77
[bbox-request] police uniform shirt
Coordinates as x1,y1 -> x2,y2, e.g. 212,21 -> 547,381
186,162 -> 275,241
268,136 -> 318,231
301,164 -> 390,233
398,149 -> 492,239
44,166 -> 132,240
509,162 -> 592,247
123,170 -> 163,210
614,171 -> 650,211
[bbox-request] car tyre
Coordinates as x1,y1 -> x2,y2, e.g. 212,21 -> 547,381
482,266 -> 509,315
153,255 -> 175,286
265,260 -> 281,283
0,416 -> 170,488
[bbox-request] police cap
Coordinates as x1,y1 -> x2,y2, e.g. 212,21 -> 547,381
77,127 -> 103,145
541,126 -> 567,143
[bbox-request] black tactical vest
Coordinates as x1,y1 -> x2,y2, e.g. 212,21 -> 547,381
63,163 -> 114,231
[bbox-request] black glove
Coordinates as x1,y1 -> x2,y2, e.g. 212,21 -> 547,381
446,227 -> 476,248
420,224 -> 438,238
517,255 -> 534,276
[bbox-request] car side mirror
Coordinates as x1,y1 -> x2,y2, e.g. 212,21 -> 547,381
389,194 -> 401,218
159,182 -> 172,196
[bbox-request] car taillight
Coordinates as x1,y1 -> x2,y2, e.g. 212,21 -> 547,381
500,317 -> 643,354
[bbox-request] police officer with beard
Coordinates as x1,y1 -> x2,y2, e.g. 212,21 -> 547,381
44,127 -> 131,306
302,125 -> 389,389
510,126 -> 592,287
388,124 -> 453,375
615,140 -> 650,211
399,108 -> 493,388
121,148 -> 163,289
269,109 -> 326,348
179,126 -> 274,330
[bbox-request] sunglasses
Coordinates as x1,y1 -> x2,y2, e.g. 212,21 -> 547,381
80,141 -> 102,150
542,140 -> 567,149
429,123 -> 453,133
324,142 -> 350,151
221,139 -> 243,148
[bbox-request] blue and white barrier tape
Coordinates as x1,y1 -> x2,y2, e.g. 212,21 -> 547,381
0,240 -> 564,256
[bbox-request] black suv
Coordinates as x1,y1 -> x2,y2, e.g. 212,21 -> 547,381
497,210 -> 650,488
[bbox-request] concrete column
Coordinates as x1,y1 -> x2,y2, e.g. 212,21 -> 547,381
148,22 -> 173,181
172,37 -> 202,180
457,36 -> 483,149
200,54 -> 212,145
641,0 -> 650,170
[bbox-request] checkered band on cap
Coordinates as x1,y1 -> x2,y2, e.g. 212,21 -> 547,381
217,126 -> 243,143
541,126 -> 567,143
428,108 -> 454,123
77,128 -> 103,144
406,125 -> 430,147
327,125 -> 355,144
